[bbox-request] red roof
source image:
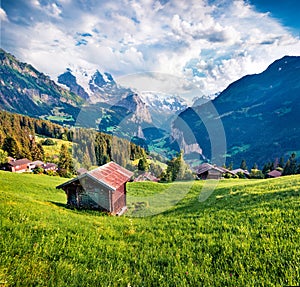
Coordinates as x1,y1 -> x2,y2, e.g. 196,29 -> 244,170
57,162 -> 133,191
8,158 -> 31,167
88,162 -> 133,190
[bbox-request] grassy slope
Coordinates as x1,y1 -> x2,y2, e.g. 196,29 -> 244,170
35,136 -> 73,161
0,171 -> 299,286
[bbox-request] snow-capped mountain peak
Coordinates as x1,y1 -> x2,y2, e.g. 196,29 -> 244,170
140,92 -> 188,113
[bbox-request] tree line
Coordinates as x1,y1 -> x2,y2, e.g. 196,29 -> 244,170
0,110 -> 72,161
228,153 -> 300,179
0,111 -> 148,177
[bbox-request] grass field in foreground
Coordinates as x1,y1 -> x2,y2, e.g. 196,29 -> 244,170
0,171 -> 299,286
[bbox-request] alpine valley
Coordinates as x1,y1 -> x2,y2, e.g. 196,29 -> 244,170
1,47 -> 300,167
0,48 -> 188,158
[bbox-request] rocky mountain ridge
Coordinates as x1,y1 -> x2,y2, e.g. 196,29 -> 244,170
0,48 -> 82,122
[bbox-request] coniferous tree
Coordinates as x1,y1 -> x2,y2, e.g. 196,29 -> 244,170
2,136 -> 21,158
240,159 -> 248,171
283,153 -> 297,175
274,158 -> 279,169
58,144 -> 74,177
279,157 -> 285,168
282,159 -> 291,176
297,163 -> 300,174
290,153 -> 297,174
250,169 -> 264,179
149,162 -> 163,178
262,162 -> 272,176
0,149 -> 8,165
31,143 -> 45,161
138,157 -> 149,171
160,151 -> 193,182
82,146 -> 92,170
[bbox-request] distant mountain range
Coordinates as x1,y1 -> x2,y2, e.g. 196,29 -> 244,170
0,49 -> 188,158
57,67 -> 189,127
173,55 -> 300,167
2,48 -> 300,166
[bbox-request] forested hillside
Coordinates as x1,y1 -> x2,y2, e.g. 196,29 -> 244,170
0,110 -> 146,167
0,49 -> 82,123
0,110 -> 71,160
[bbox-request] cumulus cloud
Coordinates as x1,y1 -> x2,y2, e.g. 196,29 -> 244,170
1,0 -> 300,98
0,8 -> 8,22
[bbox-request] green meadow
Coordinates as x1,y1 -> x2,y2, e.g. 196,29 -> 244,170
0,171 -> 299,286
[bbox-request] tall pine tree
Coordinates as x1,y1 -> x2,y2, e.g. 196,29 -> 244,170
58,144 -> 74,177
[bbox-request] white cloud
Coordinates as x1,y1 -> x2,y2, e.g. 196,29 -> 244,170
1,0 -> 300,99
0,8 -> 8,22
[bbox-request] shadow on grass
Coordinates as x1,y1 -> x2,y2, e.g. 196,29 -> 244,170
49,201 -> 111,217
49,201 -> 67,209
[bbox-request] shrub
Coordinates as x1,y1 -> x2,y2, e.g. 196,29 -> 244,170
250,169 -> 264,179
42,138 -> 56,146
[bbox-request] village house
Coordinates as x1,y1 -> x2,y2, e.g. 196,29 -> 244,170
6,158 -> 32,173
77,167 -> 88,175
267,169 -> 282,178
42,163 -> 57,172
231,168 -> 251,178
28,160 -> 44,171
56,162 -> 133,215
134,172 -> 159,182
196,163 -> 233,180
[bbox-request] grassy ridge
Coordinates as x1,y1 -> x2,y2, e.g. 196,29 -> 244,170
0,172 -> 299,286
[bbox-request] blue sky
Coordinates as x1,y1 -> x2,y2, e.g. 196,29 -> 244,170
1,0 -> 300,100
249,0 -> 300,34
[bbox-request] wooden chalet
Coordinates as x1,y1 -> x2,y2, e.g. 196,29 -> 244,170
134,172 -> 159,182
197,163 -> 232,180
231,168 -> 250,178
43,163 -> 57,171
56,162 -> 133,215
267,169 -> 282,178
6,158 -> 32,173
28,160 -> 44,170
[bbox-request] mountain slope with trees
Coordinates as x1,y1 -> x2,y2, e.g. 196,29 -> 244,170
0,49 -> 83,124
173,55 -> 300,167
0,110 -> 147,172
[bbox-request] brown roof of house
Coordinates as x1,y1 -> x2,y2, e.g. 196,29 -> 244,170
77,167 -> 88,175
43,163 -> 57,169
231,168 -> 250,175
197,163 -> 227,174
134,172 -> 159,182
8,158 -> 31,167
57,161 -> 134,191
267,170 -> 282,178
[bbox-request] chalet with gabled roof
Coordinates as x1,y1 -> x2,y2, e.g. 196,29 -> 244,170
196,163 -> 233,180
134,172 -> 159,182
231,168 -> 250,178
6,158 -> 32,173
267,169 -> 282,178
56,162 -> 133,215
43,163 -> 57,172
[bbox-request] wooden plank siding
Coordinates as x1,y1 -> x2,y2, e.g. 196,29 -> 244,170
56,162 -> 133,215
